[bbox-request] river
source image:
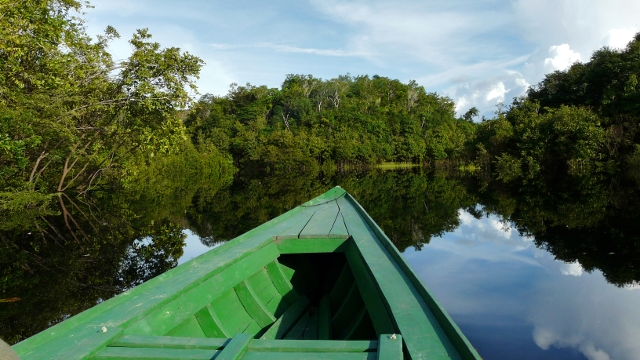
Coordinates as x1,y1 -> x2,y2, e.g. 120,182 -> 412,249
2,167 -> 639,359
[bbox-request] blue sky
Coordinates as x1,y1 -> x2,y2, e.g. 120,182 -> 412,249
85,0 -> 639,117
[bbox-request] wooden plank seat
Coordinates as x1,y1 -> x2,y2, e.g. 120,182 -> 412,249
93,334 -> 401,359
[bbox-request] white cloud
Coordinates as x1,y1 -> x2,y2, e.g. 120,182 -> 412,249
451,42 -> 582,117
533,327 -> 611,360
543,44 -> 582,72
450,73 -> 530,117
559,260 -> 583,277
427,210 -> 544,267
196,57 -> 236,96
530,269 -> 640,360
310,0 -> 508,66
488,218 -> 512,239
485,81 -> 507,102
210,42 -> 373,57
458,210 -> 475,226
624,282 -> 640,290
605,28 -> 638,49
513,0 -> 640,57
406,207 -> 640,360
83,0 -> 640,111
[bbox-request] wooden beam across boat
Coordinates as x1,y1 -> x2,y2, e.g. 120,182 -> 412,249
13,187 -> 481,359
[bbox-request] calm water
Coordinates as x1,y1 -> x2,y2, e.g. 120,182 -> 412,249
178,214 -> 640,360
2,168 -> 639,359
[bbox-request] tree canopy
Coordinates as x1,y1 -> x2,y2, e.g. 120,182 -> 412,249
185,75 -> 476,170
0,0 -> 234,231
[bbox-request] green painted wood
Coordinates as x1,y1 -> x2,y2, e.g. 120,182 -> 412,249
337,196 -> 465,360
106,336 -> 378,355
234,280 -> 277,328
277,261 -> 295,282
94,346 -> 219,359
318,296 -> 331,340
211,290 -> 254,336
14,187 -> 339,359
304,308 -> 319,340
328,213 -> 350,238
246,269 -> 270,294
125,242 -> 280,337
216,334 -> 252,360
377,334 -> 403,360
248,339 -> 378,352
275,208 -> 319,240
109,335 -> 228,349
300,188 -> 347,207
265,294 -> 290,320
340,307 -> 366,340
245,270 -> 282,320
265,261 -> 299,316
283,312 -> 310,340
344,242 -> 396,336
299,202 -> 340,238
15,186 -> 480,360
241,321 -> 262,336
34,326 -> 124,360
342,192 -> 482,360
263,292 -> 284,317
165,316 -> 206,338
328,263 -> 354,313
275,237 -> 349,254
194,305 -> 229,338
347,310 -> 376,341
331,282 -> 363,338
265,261 -> 294,298
241,352 -> 376,360
260,295 -> 309,340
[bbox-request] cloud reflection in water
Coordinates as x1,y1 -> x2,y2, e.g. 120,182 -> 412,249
403,210 -> 640,360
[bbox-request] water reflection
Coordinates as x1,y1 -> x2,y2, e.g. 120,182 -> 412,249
405,210 -> 640,360
3,167 -> 640,359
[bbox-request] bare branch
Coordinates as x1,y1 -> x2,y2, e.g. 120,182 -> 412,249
29,152 -> 48,183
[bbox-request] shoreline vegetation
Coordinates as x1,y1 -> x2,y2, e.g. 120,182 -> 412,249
3,1 -> 640,222
374,162 -> 420,170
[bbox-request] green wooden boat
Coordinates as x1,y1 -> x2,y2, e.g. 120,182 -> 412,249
13,187 -> 481,359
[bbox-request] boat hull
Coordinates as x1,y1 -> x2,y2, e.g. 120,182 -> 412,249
13,187 -> 481,359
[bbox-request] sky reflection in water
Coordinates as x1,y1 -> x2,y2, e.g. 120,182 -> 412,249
403,209 -> 640,360
177,209 -> 640,360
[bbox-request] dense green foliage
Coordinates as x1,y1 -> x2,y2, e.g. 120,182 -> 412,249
476,33 -> 640,180
0,0 -> 234,231
185,76 -> 476,169
0,0 -> 234,344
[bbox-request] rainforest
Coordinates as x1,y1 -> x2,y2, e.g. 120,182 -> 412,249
2,2 -> 640,358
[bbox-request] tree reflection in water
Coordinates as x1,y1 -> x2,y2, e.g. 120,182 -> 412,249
2,166 -> 639,344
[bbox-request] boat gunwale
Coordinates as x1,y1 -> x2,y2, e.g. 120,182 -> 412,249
11,190 -> 349,354
342,191 -> 481,360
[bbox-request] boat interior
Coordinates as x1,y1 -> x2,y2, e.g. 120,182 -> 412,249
92,247 -> 400,359
149,252 -> 378,341
17,188 -> 475,360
